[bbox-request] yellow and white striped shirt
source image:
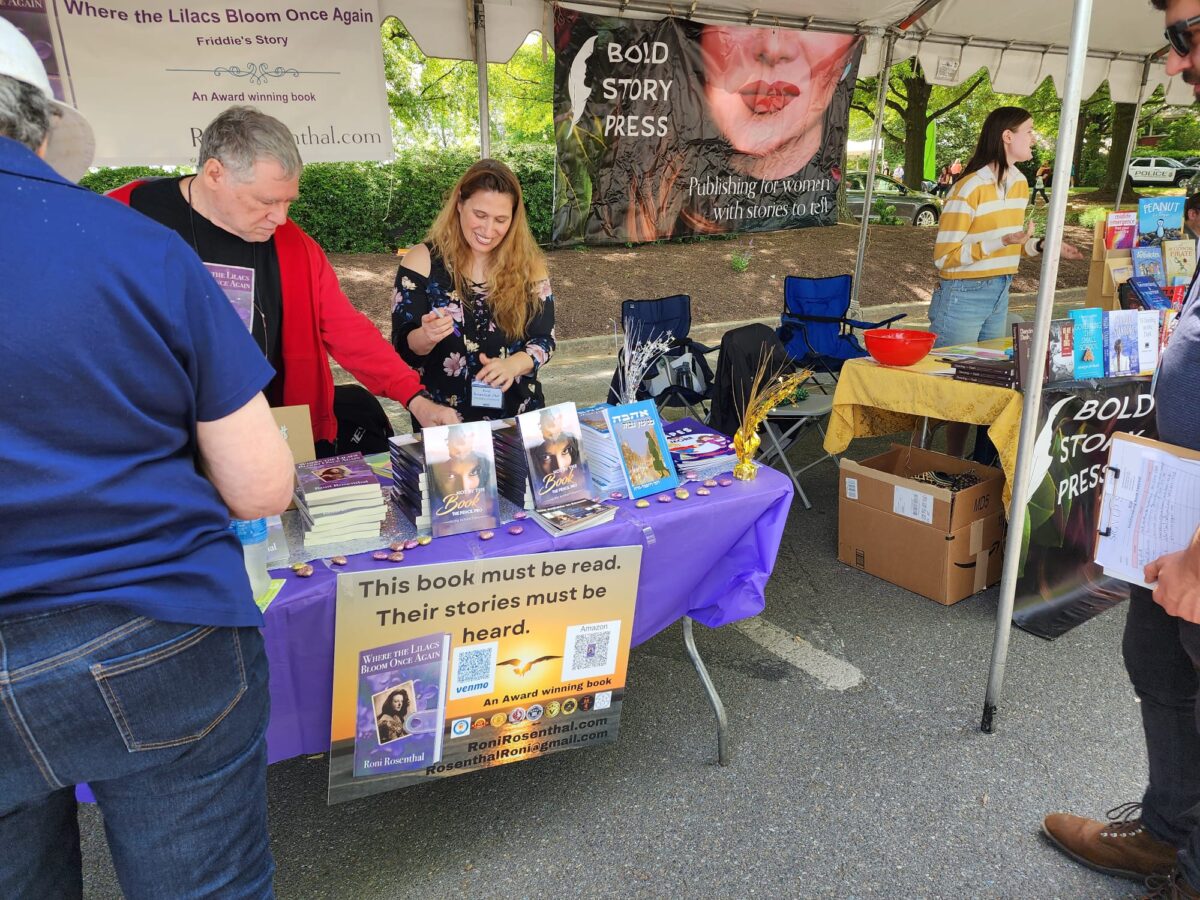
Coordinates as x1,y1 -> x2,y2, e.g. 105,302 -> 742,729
934,164 -> 1039,279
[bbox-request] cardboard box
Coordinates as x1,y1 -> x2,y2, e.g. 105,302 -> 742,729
838,445 -> 1006,605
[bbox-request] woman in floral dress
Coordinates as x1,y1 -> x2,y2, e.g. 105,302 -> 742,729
391,159 -> 555,422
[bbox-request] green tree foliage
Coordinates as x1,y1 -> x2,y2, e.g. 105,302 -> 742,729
382,18 -> 553,150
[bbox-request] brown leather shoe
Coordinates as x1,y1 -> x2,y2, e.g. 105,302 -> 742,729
1042,803 -> 1178,882
1138,871 -> 1200,899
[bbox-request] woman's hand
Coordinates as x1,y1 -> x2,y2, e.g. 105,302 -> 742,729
420,310 -> 456,345
476,352 -> 532,392
1002,221 -> 1035,247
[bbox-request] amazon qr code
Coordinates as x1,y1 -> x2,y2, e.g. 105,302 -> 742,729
560,620 -> 621,681
451,641 -> 497,700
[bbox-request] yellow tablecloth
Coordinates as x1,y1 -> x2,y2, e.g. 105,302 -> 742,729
822,340 -> 1024,508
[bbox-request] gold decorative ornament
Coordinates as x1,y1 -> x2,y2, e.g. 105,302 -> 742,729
732,354 -> 811,481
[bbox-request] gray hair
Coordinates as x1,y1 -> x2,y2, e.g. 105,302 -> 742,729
197,105 -> 302,181
0,74 -> 53,153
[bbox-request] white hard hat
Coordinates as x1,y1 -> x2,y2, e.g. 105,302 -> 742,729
0,17 -> 94,180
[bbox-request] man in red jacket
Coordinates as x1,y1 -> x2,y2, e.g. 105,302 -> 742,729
110,105 -> 458,454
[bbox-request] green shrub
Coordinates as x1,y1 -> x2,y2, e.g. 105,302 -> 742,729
1076,206 -> 1109,229
81,145 -> 557,253
872,196 -> 901,226
730,248 -> 751,272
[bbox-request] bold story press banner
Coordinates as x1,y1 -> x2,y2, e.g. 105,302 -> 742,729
552,8 -> 863,245
1014,380 -> 1157,640
328,547 -> 641,804
0,0 -> 390,165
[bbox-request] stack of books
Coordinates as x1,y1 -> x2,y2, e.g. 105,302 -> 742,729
578,404 -> 626,495
515,403 -> 613,535
951,358 -> 1017,389
664,418 -> 737,481
490,420 -> 535,509
388,436 -> 431,533
529,499 -> 616,535
294,453 -> 387,547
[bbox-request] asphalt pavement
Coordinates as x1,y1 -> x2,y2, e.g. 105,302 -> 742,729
78,288 -> 1147,899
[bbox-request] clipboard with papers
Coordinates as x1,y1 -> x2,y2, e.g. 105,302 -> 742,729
1094,433 -> 1200,589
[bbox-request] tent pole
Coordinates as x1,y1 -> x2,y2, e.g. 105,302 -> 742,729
474,0 -> 491,158
981,0 -> 1094,734
1114,58 -> 1153,212
850,31 -> 897,315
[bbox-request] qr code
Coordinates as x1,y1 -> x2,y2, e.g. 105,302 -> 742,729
452,641 -> 497,699
560,621 -> 620,681
571,632 -> 610,671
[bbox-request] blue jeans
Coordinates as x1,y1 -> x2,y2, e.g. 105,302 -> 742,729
928,275 -> 1013,348
0,604 -> 274,899
1124,587 -> 1200,887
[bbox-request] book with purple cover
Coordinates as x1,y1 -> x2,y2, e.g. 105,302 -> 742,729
1102,309 -> 1140,377
203,262 -> 255,332
517,403 -> 594,510
352,633 -> 451,777
1104,211 -> 1138,250
296,452 -> 381,506
424,421 -> 500,538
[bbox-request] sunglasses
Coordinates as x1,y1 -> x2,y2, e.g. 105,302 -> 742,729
1166,14 -> 1200,57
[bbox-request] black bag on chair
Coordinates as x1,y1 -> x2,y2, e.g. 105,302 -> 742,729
707,324 -> 795,437
331,384 -> 394,456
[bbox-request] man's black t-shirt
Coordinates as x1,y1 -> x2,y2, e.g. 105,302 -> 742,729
129,177 -> 284,402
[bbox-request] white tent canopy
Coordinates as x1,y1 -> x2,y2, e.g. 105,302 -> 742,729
382,0 -> 1193,103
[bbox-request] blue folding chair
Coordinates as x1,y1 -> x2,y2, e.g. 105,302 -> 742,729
607,295 -> 717,419
776,275 -> 905,382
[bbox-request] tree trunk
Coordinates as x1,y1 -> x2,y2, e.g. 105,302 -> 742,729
902,75 -> 931,188
1100,101 -> 1137,195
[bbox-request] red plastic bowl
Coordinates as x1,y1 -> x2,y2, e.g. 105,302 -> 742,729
863,328 -> 937,367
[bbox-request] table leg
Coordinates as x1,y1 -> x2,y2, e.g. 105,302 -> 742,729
681,616 -> 730,766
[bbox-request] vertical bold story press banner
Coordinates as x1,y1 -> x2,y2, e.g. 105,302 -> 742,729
0,0 -> 392,165
552,9 -> 863,246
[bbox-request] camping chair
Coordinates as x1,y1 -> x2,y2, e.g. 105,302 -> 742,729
776,274 -> 906,384
607,295 -> 717,421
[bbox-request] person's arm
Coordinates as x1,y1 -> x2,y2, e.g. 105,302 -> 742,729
197,393 -> 294,519
303,235 -> 457,426
1145,525 -> 1200,623
392,244 -> 455,358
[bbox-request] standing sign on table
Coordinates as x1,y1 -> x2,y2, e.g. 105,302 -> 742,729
328,547 -> 641,804
0,0 -> 390,165
1014,380 -> 1157,639
552,8 -> 863,245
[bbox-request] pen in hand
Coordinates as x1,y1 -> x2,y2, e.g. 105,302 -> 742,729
433,305 -> 460,337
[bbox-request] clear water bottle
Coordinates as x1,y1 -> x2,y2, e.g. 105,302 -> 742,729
231,518 -> 271,602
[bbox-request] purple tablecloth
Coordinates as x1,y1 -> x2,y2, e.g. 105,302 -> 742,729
260,467 -> 793,763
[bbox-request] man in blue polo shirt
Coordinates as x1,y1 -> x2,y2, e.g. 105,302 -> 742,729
0,20 -> 293,899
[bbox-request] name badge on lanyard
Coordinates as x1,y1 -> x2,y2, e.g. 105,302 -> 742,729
471,379 -> 504,409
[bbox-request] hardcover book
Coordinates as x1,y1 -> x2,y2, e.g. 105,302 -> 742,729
1011,321 -> 1046,391
1103,211 -> 1138,250
1162,239 -> 1196,286
1102,309 -> 1140,377
1128,276 -> 1172,311
1047,318 -> 1075,382
1137,309 -> 1160,376
1130,246 -> 1166,287
604,401 -> 680,499
517,403 -> 594,510
1069,308 -> 1105,380
423,421 -> 500,538
352,633 -> 451,778
1137,196 -> 1186,246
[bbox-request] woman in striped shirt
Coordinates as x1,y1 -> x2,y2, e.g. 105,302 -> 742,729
929,106 -> 1082,455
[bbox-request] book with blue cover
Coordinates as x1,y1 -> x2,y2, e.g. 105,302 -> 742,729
1128,276 -> 1172,311
353,633 -> 451,777
1069,308 -> 1105,379
1137,196 -> 1186,246
1102,309 -> 1140,377
1130,246 -> 1166,287
604,400 -> 680,499
423,421 -> 500,538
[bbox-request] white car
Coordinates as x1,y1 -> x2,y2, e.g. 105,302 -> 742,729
1127,157 -> 1198,186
